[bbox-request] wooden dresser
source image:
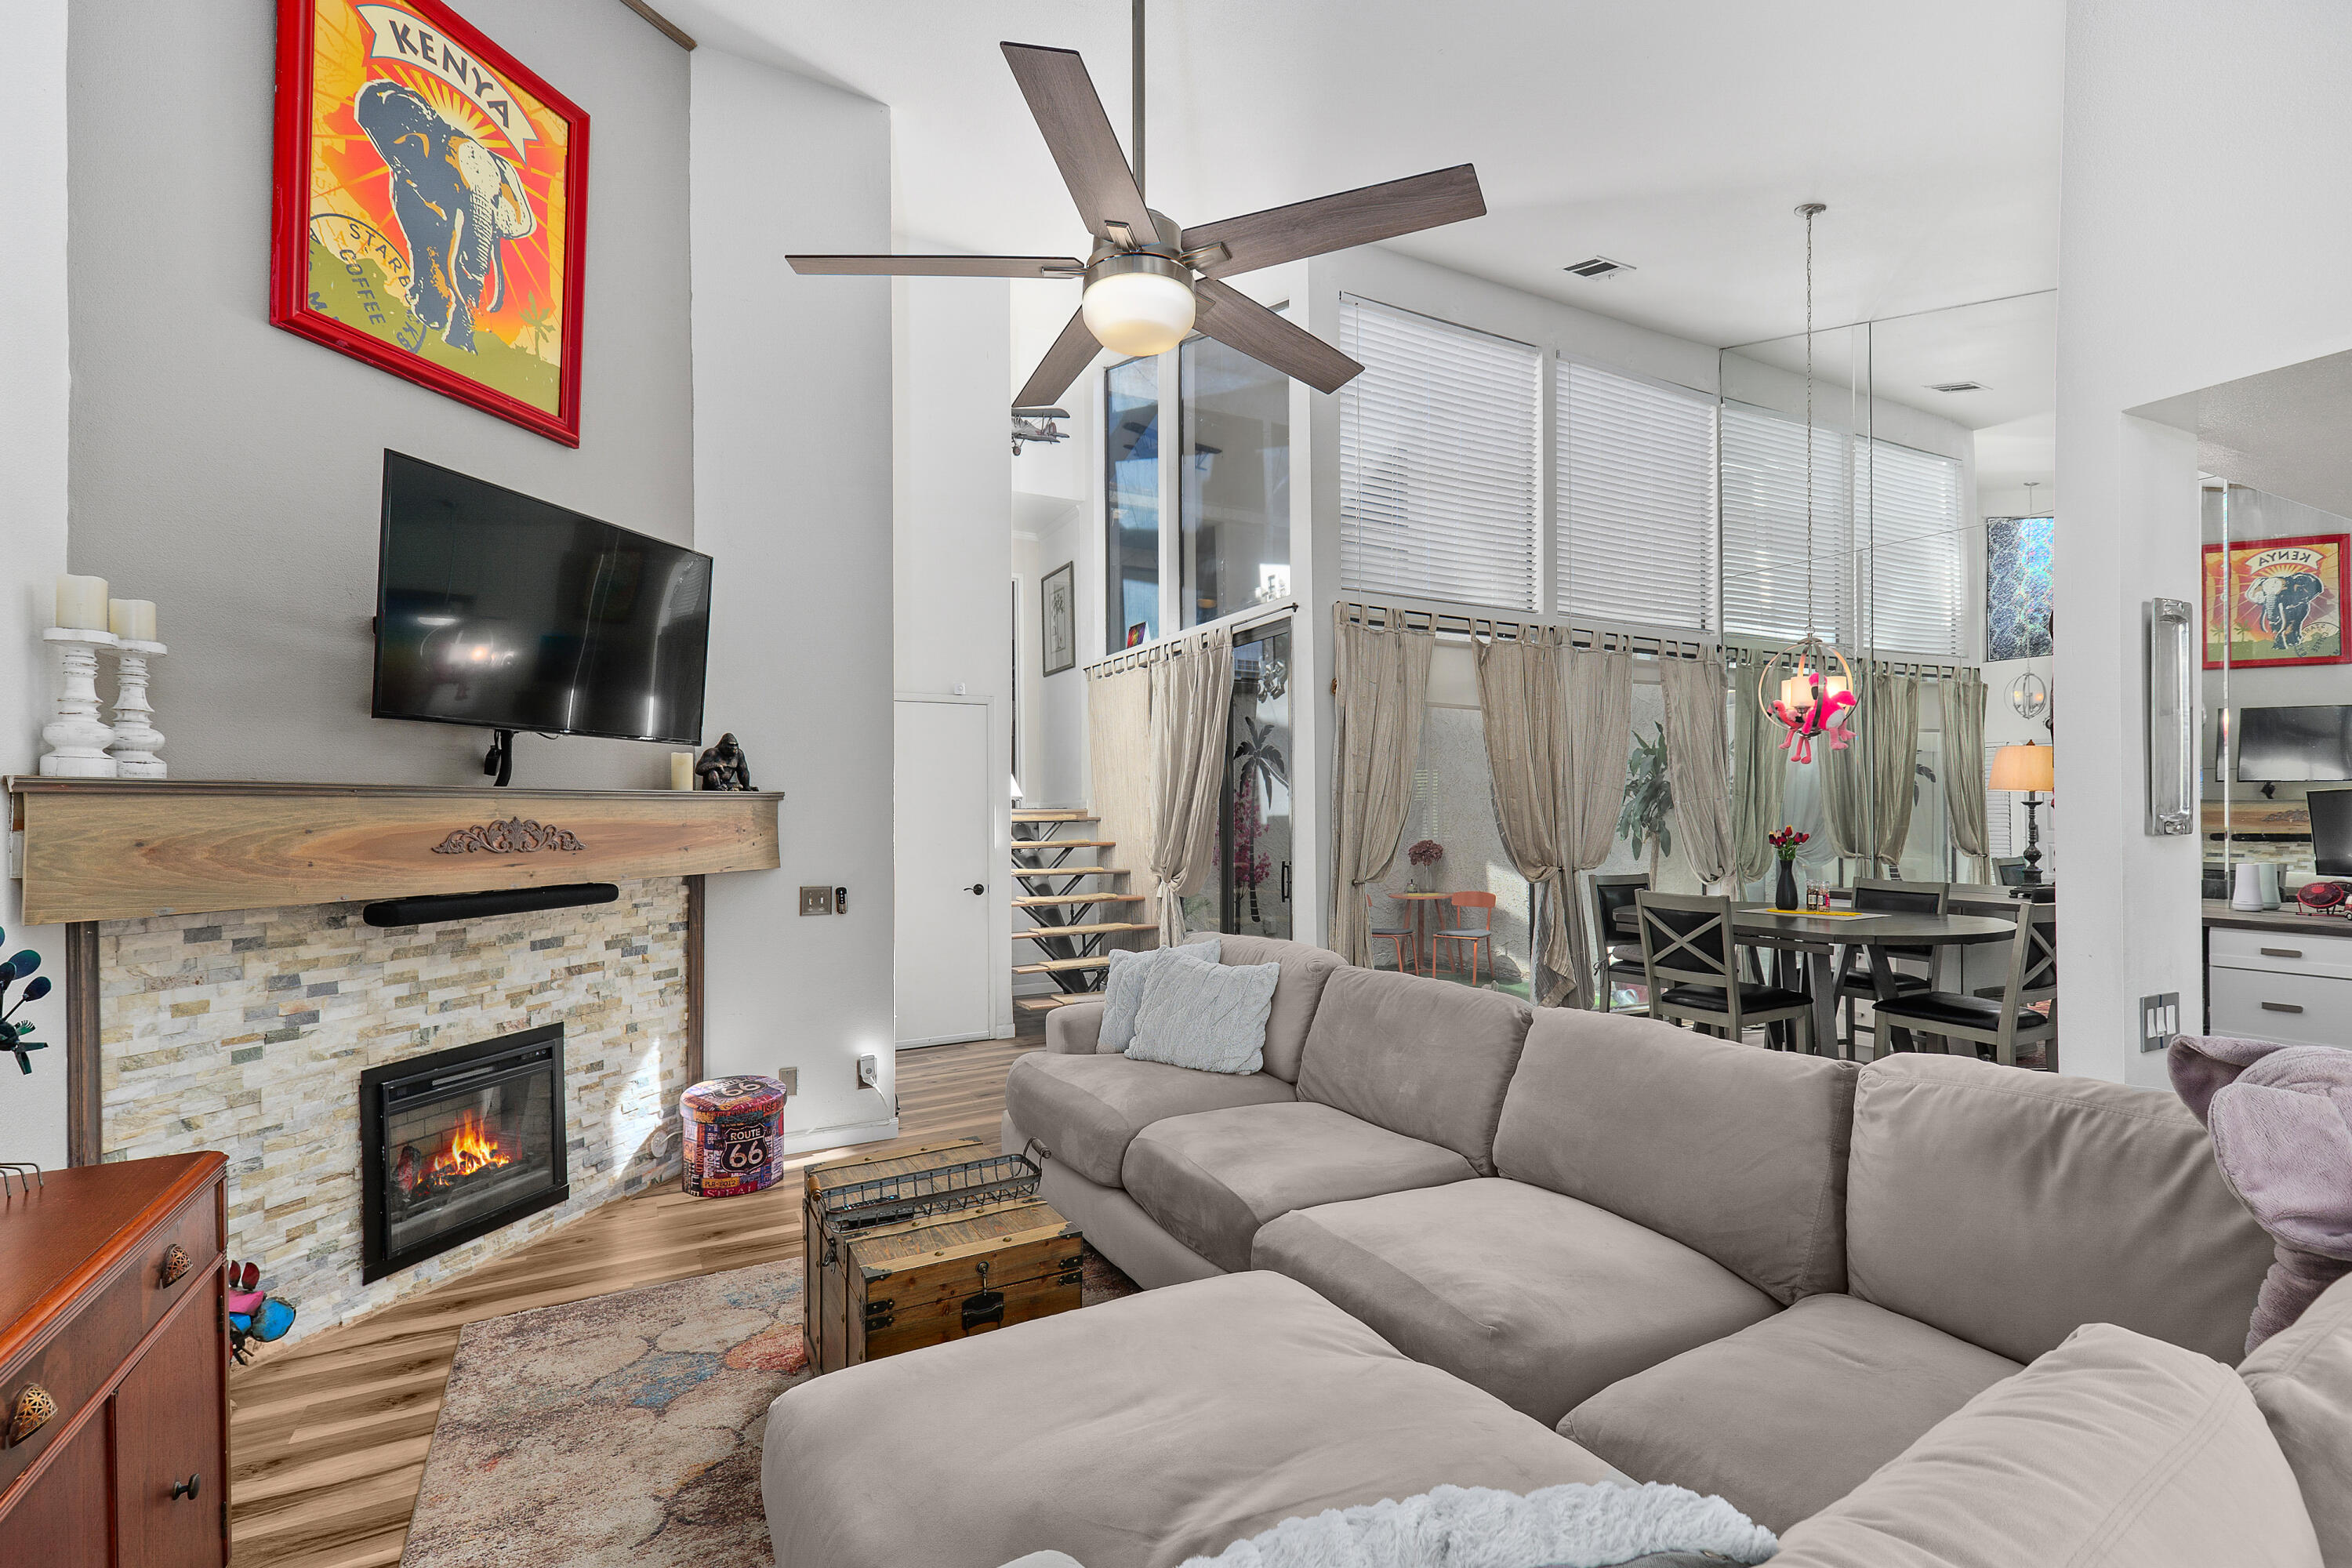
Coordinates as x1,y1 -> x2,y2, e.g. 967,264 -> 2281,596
0,1152 -> 230,1566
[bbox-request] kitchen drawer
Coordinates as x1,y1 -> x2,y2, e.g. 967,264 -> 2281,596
0,1185 -> 220,1500
2209,965 -> 2352,1047
2209,923 -> 2352,980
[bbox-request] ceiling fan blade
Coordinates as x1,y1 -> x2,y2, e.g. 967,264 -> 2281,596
1014,305 -> 1104,410
788,255 -> 1084,278
1192,278 -> 1362,394
1000,43 -> 1156,242
1181,165 -> 1486,278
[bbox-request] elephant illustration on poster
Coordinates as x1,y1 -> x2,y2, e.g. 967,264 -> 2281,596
2248,569 -> 2328,651
352,79 -> 537,353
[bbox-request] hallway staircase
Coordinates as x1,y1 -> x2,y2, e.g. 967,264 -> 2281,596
1011,808 -> 1156,1016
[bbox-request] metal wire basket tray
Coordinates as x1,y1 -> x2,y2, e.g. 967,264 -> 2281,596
817,1150 -> 1043,1235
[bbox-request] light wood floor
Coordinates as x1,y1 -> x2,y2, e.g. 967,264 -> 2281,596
227,1033 -> 1038,1568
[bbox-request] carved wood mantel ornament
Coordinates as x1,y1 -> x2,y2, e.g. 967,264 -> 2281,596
430,817 -> 586,855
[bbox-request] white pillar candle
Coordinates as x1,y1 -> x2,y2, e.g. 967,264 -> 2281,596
108,598 -> 157,643
54,575 -> 109,631
671,751 -> 695,791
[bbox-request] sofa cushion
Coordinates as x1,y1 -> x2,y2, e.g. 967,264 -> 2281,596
1765,1323 -> 2322,1568
1494,1007 -> 1857,1304
2240,1269 -> 2352,1565
1102,940 -> 1219,1053
1191,933 -> 1343,1083
1003,1052 -> 1294,1189
1045,998 -> 1106,1054
1123,1101 -> 1476,1272
760,1270 -> 1617,1568
1293,965 -> 1531,1174
1561,1293 -> 2021,1532
1846,1054 -> 2274,1365
1126,957 -> 1279,1073
1254,1178 -> 1778,1428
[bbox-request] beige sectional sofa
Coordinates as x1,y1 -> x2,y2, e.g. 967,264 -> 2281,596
764,935 -> 2340,1567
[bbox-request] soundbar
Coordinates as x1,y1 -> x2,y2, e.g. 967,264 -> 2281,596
361,883 -> 620,928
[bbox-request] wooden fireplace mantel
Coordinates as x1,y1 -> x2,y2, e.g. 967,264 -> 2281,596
6,777 -> 782,926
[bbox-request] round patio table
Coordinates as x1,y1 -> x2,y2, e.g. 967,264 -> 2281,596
1391,891 -> 1456,976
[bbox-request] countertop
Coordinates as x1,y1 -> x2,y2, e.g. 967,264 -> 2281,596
2202,899 -> 2352,937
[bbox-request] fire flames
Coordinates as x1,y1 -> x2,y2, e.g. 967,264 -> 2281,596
396,1108 -> 513,1198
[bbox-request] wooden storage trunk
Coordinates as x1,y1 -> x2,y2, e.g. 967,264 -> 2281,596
802,1138 -> 1083,1374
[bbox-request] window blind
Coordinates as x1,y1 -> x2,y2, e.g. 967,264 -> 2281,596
1556,361 -> 1718,629
1719,401 -> 1853,643
1857,438 -> 1965,658
1339,296 -> 1542,611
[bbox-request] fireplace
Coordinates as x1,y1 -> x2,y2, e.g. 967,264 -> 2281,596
359,1025 -> 570,1282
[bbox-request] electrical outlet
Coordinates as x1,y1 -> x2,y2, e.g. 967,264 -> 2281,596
834,885 -> 849,915
799,885 -> 834,916
857,1053 -> 881,1089
775,1067 -> 798,1097
2140,992 -> 2181,1053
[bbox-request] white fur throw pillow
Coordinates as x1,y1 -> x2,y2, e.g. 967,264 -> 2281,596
1098,939 -> 1220,1054
1127,958 -> 1279,1075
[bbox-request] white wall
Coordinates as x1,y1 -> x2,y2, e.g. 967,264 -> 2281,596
2,2 -> 72,1166
2056,0 -> 2352,1083
692,49 -> 898,1149
894,272 -> 1014,1038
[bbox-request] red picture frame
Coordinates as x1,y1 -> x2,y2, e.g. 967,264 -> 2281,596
270,0 -> 590,445
2201,532 -> 2352,670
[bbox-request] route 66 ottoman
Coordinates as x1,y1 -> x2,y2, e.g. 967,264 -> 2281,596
679,1074 -> 787,1198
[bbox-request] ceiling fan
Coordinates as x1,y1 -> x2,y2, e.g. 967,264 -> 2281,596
786,4 -> 1486,410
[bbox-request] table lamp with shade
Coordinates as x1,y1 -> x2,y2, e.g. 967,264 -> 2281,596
1990,740 -> 2056,884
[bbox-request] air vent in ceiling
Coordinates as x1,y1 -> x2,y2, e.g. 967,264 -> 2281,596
1927,381 -> 1984,393
1563,256 -> 1635,279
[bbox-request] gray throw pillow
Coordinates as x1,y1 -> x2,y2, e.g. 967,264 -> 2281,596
1126,958 -> 1278,1075
1098,938 -> 1220,1054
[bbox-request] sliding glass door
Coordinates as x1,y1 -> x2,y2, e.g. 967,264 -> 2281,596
1221,623 -> 1293,938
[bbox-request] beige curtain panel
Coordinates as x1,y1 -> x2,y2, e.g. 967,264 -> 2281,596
1659,652 -> 1736,888
1329,605 -> 1434,967
1085,663 -> 1157,953
1147,626 -> 1236,946
1730,660 -> 1788,885
1868,670 -> 1923,870
1559,645 -> 1634,1009
1942,670 -> 1991,877
1473,629 -> 1577,1007
1818,678 -> 1875,864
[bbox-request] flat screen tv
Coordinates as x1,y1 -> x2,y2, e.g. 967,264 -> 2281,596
2232,704 -> 2352,782
372,452 -> 711,746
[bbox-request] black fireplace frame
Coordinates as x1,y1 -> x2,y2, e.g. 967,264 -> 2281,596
359,1024 -> 570,1283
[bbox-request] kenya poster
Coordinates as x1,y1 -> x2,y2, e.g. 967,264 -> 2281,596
271,0 -> 589,444
2202,533 -> 2352,670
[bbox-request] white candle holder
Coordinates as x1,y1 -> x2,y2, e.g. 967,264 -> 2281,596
108,641 -> 167,779
40,628 -> 120,778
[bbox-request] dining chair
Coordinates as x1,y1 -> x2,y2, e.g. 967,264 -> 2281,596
1871,902 -> 2057,1069
1635,891 -> 1814,1051
1367,895 -> 1416,975
1831,877 -> 1947,1054
1432,891 -> 1497,986
1588,872 -> 1651,1009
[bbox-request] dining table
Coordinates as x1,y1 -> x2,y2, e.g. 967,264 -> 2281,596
1390,890 -> 1457,976
1610,902 -> 2023,1059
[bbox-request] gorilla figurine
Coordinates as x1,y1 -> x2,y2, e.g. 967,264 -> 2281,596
696,734 -> 755,792
352,80 -> 536,353
2249,570 -> 2328,651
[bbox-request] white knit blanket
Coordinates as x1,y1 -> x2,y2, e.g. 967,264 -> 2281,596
1175,1482 -> 1778,1568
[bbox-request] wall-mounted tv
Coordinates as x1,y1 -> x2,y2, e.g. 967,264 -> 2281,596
372,452 -> 711,746
2230,703 -> 2352,782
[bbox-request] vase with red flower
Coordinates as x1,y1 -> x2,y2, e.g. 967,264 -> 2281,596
1766,826 -> 1809,911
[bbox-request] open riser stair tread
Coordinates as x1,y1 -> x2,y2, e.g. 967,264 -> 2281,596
1014,955 -> 1115,975
1012,892 -> 1148,907
1014,921 -> 1157,940
1011,809 -> 1098,823
1011,866 -> 1123,879
1012,839 -> 1116,851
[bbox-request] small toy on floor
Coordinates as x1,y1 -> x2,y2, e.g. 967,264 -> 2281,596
227,1258 -> 298,1363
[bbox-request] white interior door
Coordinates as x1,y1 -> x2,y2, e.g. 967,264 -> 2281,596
895,699 -> 995,1046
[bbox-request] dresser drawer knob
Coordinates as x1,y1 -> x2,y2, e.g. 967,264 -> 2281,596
159,1243 -> 191,1288
5,1384 -> 54,1446
171,1472 -> 201,1501
2262,1001 -> 2307,1014
2260,946 -> 2303,959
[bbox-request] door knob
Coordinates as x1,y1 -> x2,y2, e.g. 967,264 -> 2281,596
969,883 -> 986,895
171,1472 -> 201,1501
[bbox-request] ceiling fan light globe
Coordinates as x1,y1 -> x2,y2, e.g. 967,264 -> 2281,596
1083,267 -> 1195,357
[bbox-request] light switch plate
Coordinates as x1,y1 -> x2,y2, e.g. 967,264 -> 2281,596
799,886 -> 834,916
2140,992 -> 2181,1053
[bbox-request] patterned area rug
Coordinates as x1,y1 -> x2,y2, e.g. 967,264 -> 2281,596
402,1247 -> 1139,1566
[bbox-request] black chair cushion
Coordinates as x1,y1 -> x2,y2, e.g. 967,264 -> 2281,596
1660,982 -> 1811,1014
1605,958 -> 1649,983
1874,991 -> 2053,1031
1836,971 -> 1933,999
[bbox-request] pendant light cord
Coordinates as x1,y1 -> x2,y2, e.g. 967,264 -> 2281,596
1132,0 -> 1146,199
1802,203 -> 1817,644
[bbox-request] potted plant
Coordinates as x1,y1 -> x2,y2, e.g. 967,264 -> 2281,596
1618,724 -> 1675,877
1766,827 -> 1810,911
1406,838 -> 1444,893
